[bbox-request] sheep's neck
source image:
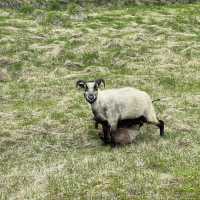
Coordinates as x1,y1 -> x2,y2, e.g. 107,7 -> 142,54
91,92 -> 106,121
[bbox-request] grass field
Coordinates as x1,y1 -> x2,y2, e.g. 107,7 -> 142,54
0,3 -> 200,199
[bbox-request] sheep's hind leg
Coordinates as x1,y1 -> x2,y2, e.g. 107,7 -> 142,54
146,119 -> 165,136
144,106 -> 165,136
157,120 -> 164,136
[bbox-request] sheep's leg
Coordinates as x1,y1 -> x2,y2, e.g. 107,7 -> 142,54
103,126 -> 110,144
107,112 -> 118,147
109,123 -> 118,147
95,121 -> 98,129
157,120 -> 164,136
93,117 -> 99,129
145,105 -> 164,136
146,120 -> 165,136
102,122 -> 110,144
110,131 -> 116,147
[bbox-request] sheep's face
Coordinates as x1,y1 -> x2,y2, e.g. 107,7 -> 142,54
84,82 -> 98,103
76,79 -> 105,104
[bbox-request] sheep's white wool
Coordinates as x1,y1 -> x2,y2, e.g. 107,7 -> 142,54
91,87 -> 158,130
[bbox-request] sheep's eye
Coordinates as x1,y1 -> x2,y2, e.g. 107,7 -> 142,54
94,85 -> 98,91
85,86 -> 88,91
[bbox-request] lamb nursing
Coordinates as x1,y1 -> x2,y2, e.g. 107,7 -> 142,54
76,79 -> 164,146
97,118 -> 142,145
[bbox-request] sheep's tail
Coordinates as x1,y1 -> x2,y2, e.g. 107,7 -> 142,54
152,97 -> 168,103
152,98 -> 161,103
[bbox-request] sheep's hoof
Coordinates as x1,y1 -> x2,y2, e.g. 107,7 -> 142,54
103,138 -> 110,145
110,141 -> 117,148
99,136 -> 109,145
102,141 -> 109,145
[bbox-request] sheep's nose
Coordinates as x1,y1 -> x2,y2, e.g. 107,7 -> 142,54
88,94 -> 94,100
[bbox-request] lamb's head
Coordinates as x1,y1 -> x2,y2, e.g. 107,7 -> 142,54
76,79 -> 105,104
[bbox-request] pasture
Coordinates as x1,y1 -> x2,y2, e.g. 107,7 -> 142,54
0,3 -> 200,199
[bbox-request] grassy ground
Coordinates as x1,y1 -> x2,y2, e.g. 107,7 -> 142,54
0,3 -> 200,199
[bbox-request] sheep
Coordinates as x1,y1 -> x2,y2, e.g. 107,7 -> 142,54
94,104 -> 159,145
76,79 -> 164,146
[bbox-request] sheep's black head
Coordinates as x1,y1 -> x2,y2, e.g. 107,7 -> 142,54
76,79 -> 105,104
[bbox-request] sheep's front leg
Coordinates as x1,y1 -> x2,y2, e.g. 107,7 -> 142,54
92,117 -> 99,129
106,109 -> 118,147
95,121 -> 98,129
108,121 -> 118,147
102,121 -> 110,144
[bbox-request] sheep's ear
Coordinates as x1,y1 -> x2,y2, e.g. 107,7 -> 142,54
95,79 -> 105,88
76,80 -> 86,89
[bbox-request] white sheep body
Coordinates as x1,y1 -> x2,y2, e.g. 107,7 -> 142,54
91,87 -> 158,131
